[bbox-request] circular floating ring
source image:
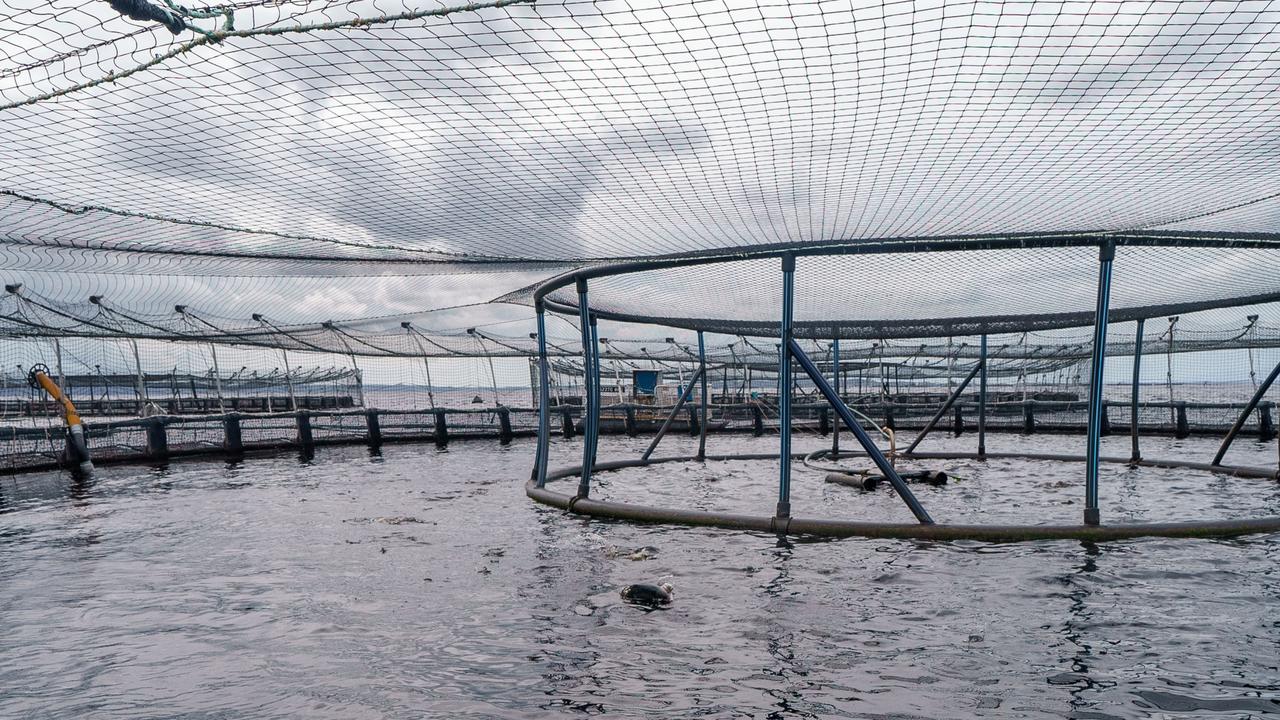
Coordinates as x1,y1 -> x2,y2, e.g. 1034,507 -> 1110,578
528,453 -> 1280,542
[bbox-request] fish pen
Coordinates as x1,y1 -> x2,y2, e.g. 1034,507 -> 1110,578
527,239 -> 1280,541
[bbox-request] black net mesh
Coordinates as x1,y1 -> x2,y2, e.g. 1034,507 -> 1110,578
4,0 -> 1280,479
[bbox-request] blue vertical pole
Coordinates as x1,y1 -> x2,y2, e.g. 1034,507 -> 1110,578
777,254 -> 795,519
575,278 -> 594,499
978,334 -> 988,457
1130,317 -> 1144,464
831,337 -> 841,459
534,303 -> 551,487
697,330 -> 708,460
1085,242 -> 1115,525
589,314 -> 601,468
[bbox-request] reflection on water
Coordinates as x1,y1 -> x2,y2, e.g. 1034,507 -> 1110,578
0,434 -> 1277,719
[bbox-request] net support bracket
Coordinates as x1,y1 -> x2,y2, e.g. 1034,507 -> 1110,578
904,358 -> 984,456
1213,354 -> 1280,466
1085,241 -> 1116,525
788,338 -> 934,524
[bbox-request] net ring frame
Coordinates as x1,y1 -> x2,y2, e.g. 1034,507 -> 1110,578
526,232 -> 1280,541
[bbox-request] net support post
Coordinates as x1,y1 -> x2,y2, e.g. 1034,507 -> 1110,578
788,338 -> 933,524
209,343 -> 226,414
1085,241 -> 1115,526
497,407 -> 513,445
904,358 -> 983,455
777,253 -> 795,520
366,410 -> 382,447
131,339 -> 148,417
697,331 -> 708,461
433,409 -> 449,447
1213,354 -> 1280,466
1130,318 -> 1145,463
831,338 -> 841,459
282,347 -> 298,413
145,418 -> 168,461
624,405 -> 637,437
588,315 -> 602,468
296,412 -> 314,450
978,334 -> 988,458
533,304 -> 551,487
1259,402 -> 1276,442
576,278 -> 594,499
223,415 -> 243,455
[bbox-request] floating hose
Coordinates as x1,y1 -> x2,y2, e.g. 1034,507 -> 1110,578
27,364 -> 94,476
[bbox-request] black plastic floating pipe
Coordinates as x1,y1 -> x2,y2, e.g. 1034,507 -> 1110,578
640,366 -> 706,463
904,358 -> 983,455
788,338 -> 934,524
1213,354 -> 1280,466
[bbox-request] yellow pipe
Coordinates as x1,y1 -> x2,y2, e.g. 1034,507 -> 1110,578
33,371 -> 83,426
31,369 -> 94,475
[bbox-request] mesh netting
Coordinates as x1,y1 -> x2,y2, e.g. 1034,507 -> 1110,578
3,0 -> 1279,277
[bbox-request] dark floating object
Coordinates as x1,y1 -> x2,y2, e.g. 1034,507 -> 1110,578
825,472 -> 879,491
620,582 -> 674,607
826,469 -> 947,491
471,394 -> 484,404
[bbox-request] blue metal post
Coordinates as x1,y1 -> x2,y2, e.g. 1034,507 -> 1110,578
1085,242 -> 1115,525
1130,318 -> 1144,464
697,330 -> 708,460
777,254 -> 795,519
831,338 -> 841,459
534,303 -> 551,487
589,314 -> 602,468
575,278 -> 594,499
978,334 -> 988,457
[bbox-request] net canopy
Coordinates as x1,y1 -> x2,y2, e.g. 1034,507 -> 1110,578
2,0 -> 1280,335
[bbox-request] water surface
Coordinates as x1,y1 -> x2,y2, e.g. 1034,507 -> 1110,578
1,433 -> 1278,718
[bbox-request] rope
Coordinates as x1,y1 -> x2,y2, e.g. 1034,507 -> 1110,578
0,0 -> 536,111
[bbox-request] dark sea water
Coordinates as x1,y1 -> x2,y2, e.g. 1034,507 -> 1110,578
1,431 -> 1278,719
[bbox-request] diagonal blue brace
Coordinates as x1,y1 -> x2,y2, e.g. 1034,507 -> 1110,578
640,365 -> 706,463
788,337 -> 934,524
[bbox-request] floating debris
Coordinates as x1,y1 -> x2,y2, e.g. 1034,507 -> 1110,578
605,545 -> 659,561
620,582 -> 674,607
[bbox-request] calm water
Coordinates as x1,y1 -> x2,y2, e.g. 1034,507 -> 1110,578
1,432 -> 1278,719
